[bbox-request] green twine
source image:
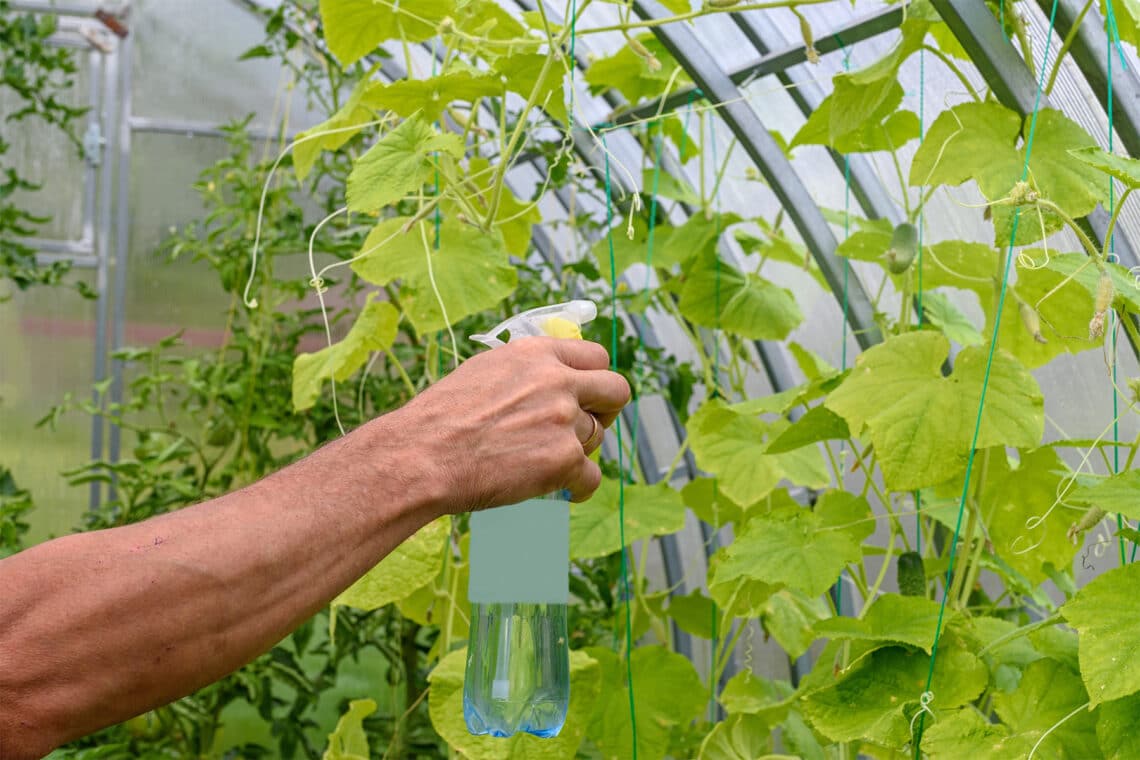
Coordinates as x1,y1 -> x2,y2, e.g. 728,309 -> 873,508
1106,0 -> 1126,566
914,1 -> 1061,754
601,131 -> 639,760
837,42 -> 852,620
567,2 -> 637,750
916,47 -> 926,554
709,111 -> 724,722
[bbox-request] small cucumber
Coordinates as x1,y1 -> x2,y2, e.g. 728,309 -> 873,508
897,551 -> 927,597
885,223 -> 919,274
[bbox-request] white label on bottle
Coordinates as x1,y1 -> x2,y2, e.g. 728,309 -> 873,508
468,499 -> 570,604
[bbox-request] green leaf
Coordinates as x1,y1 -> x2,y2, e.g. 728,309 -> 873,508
666,589 -> 717,639
828,24 -> 925,146
647,167 -> 699,205
584,35 -> 689,104
679,251 -> 803,340
911,103 -> 1106,245
569,480 -> 685,559
428,647 -> 600,759
293,78 -> 380,181
363,70 -> 502,121
984,448 -> 1078,585
496,51 -> 568,124
765,405 -> 850,454
712,507 -> 862,597
920,708 -> 1037,759
442,156 -> 540,256
292,296 -> 399,411
319,0 -> 454,66
1064,559 -> 1140,706
1098,693 -> 1140,759
322,699 -> 376,760
735,229 -> 826,288
352,216 -> 517,333
333,517 -> 448,611
921,291 -> 984,346
681,477 -> 746,528
586,646 -> 705,760
698,714 -> 773,759
688,399 -> 830,506
802,640 -> 987,745
719,670 -> 794,721
825,332 -> 1044,490
793,82 -> 919,153
993,658 -> 1098,758
345,116 -> 464,213
814,594 -> 945,653
1075,469 -> 1140,520
1069,145 -> 1140,189
760,588 -> 830,659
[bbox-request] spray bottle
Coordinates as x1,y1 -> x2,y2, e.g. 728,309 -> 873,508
463,300 -> 598,738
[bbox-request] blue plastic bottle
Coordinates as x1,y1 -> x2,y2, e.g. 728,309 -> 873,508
463,301 -> 598,738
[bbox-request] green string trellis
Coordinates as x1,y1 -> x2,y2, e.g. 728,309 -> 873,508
913,0 -> 1061,754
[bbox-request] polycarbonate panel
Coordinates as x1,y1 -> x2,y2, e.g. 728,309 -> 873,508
1,48 -> 95,242
130,0 -> 321,132
0,269 -> 99,542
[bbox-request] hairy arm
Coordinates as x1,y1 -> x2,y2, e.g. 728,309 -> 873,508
0,338 -> 629,758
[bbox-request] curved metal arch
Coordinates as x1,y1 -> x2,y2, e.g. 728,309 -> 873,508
630,0 -> 885,351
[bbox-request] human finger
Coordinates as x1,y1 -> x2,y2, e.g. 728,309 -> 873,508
565,456 -> 603,503
547,339 -> 611,371
575,411 -> 604,455
574,369 -> 631,428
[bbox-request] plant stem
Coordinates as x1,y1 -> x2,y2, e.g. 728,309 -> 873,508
977,612 -> 1063,656
1035,198 -> 1102,261
577,0 -> 832,36
1044,0 -> 1095,95
860,528 -> 897,617
921,45 -> 982,102
1104,187 -> 1134,253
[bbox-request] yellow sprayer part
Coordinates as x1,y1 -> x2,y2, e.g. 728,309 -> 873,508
542,316 -> 582,340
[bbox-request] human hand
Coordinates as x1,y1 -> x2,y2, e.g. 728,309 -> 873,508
383,338 -> 630,512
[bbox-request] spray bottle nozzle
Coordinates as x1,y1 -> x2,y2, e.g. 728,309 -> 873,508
471,300 -> 598,348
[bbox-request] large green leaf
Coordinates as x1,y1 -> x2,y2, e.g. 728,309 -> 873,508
292,295 -> 399,411
428,647 -> 600,760
765,405 -> 850,454
666,588 -> 717,639
1069,145 -> 1140,189
495,51 -> 569,124
983,448 -> 1079,584
586,646 -> 705,760
364,70 -> 502,121
992,658 -> 1099,758
760,588 -> 831,659
825,332 -> 1044,490
688,400 -> 830,506
698,713 -> 773,759
813,594 -> 944,653
345,116 -> 464,213
322,699 -> 376,760
711,507 -> 862,597
569,480 -> 686,559
719,670 -> 794,721
920,708 -> 1038,759
1098,693 -> 1140,759
584,35 -> 689,104
921,291 -> 984,346
792,81 -> 919,153
1063,559 -> 1140,706
1070,468 -> 1140,521
679,252 -> 803,340
911,103 -> 1106,245
293,77 -> 379,181
351,216 -> 517,334
319,0 -> 454,66
801,640 -> 987,745
333,516 -> 449,611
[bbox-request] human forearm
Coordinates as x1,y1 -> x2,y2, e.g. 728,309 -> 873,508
0,414 -> 441,756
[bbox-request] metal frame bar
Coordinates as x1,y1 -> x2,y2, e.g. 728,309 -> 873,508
631,0 -> 883,350
608,7 -> 903,131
